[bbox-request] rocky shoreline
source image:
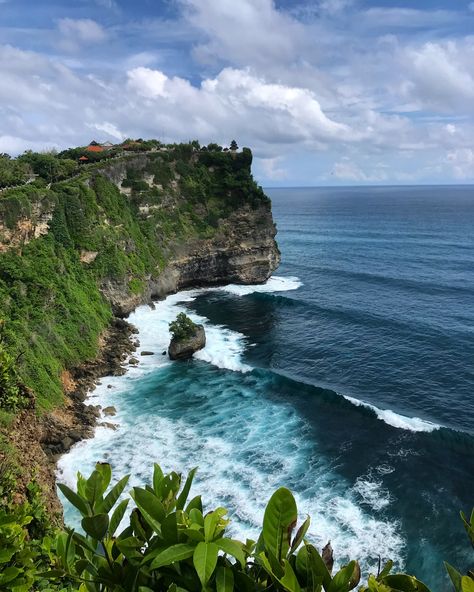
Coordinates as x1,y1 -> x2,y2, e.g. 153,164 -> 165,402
40,317 -> 139,460
5,316 -> 139,522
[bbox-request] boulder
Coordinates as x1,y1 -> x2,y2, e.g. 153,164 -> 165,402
168,325 -> 206,360
129,357 -> 139,365
103,406 -> 117,417
140,351 -> 154,356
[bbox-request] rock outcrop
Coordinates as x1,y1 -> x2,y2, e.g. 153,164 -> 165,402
168,325 -> 206,360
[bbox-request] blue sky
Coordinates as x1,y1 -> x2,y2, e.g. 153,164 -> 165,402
1,0 -> 474,185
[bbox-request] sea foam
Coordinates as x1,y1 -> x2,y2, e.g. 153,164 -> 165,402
343,395 -> 441,433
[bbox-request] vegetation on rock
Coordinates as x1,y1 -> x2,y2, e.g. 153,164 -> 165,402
169,313 -> 198,341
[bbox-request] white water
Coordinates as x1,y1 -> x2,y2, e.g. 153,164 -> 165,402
343,395 -> 441,433
58,275 -> 406,574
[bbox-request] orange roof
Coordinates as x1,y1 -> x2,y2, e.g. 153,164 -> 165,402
86,145 -> 104,152
79,156 -> 89,161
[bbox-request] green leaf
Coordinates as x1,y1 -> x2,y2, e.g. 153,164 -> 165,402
377,560 -> 393,581
186,495 -> 202,514
329,561 -> 356,592
445,563 -> 462,592
95,462 -> 112,491
177,467 -> 197,511
81,513 -> 109,540
150,543 -> 196,569
217,538 -> 246,568
99,475 -> 130,514
57,482 -> 89,516
280,559 -> 302,592
262,487 -> 297,561
290,516 -> 310,555
462,577 -> 474,592
0,566 -> 21,585
85,470 -> 105,506
132,487 -> 166,523
153,464 -> 164,494
204,507 -> 227,542
305,544 -> 332,591
162,512 -> 178,543
193,541 -> 219,586
216,567 -> 234,592
382,574 -> 431,592
110,499 -> 129,536
116,536 -> 143,561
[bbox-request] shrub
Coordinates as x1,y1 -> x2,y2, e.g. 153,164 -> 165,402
169,312 -> 197,341
0,462 -> 472,591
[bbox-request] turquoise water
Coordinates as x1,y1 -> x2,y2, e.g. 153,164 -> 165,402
58,186 -> 474,590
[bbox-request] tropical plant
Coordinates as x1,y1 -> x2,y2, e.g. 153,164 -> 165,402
444,509 -> 474,592
169,313 -> 197,341
49,462 -> 437,592
0,462 -> 472,591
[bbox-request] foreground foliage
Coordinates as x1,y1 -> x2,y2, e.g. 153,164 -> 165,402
1,463 -> 472,591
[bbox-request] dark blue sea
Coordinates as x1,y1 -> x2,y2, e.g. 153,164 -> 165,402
59,186 -> 474,590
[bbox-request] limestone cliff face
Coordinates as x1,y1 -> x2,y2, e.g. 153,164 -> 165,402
102,202 -> 280,316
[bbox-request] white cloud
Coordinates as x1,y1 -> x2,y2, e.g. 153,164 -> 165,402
88,122 -> 124,141
57,18 -> 107,52
446,148 -> 474,178
258,157 -> 288,181
180,0 -> 307,68
330,160 -> 388,182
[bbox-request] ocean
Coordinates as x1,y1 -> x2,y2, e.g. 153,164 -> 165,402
58,186 -> 474,590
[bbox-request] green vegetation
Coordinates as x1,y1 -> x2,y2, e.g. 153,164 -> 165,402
169,313 -> 197,341
0,142 -> 268,412
0,462 -> 471,591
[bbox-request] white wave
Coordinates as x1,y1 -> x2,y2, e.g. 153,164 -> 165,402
58,392 -> 404,575
215,275 -> 302,296
343,395 -> 441,433
352,477 -> 392,511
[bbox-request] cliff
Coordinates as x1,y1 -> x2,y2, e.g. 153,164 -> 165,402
0,143 -> 279,518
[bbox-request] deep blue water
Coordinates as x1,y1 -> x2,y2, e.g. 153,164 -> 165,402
60,186 -> 474,590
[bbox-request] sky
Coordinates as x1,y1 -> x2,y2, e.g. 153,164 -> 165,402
1,0 -> 474,185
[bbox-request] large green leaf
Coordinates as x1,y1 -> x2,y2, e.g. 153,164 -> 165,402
290,516 -> 310,554
204,507 -> 227,542
95,462 -> 112,491
462,577 -> 474,592
81,513 -> 109,540
176,467 -> 197,511
262,487 -> 297,561
99,475 -> 130,514
131,487 -> 166,533
328,561 -> 356,592
382,574 -> 431,592
85,470 -> 105,506
110,499 -> 129,536
216,566 -> 234,592
153,463 -> 164,494
280,560 -> 302,592
217,538 -> 246,568
149,543 -> 195,569
305,544 -> 331,591
445,563 -> 462,592
193,541 -> 219,586
57,483 -> 89,516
